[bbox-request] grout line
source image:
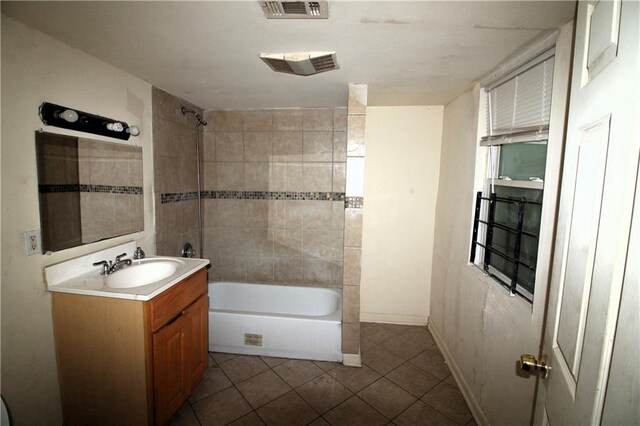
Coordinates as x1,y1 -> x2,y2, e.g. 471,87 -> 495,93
270,359 -> 325,390
291,373 -> 350,417
384,360 -> 438,400
354,394 -> 392,422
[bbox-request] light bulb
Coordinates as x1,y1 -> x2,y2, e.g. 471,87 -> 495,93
126,126 -> 140,136
106,122 -> 124,132
58,109 -> 79,123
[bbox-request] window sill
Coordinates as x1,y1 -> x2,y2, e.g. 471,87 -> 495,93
492,179 -> 544,190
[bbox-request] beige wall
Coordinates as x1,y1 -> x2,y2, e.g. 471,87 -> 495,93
429,87 -> 542,425
1,16 -> 154,424
429,23 -> 574,425
361,106 -> 443,325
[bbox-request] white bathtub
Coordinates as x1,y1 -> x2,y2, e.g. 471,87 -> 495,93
208,282 -> 342,362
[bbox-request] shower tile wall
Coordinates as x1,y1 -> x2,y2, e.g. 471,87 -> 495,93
203,108 -> 347,288
342,83 -> 367,356
153,87 -> 204,257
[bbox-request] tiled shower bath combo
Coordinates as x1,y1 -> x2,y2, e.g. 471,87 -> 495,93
153,85 -> 368,362
201,106 -> 348,287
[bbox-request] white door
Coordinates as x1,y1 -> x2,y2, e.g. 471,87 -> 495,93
534,0 -> 639,424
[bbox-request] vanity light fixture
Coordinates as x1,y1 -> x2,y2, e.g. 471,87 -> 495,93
39,102 -> 140,141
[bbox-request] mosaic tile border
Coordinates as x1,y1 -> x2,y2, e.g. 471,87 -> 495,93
160,191 -> 346,204
39,184 -> 143,195
345,197 -> 364,209
204,191 -> 346,202
160,191 -> 199,204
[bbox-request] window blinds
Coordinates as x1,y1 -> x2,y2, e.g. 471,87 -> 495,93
482,48 -> 555,146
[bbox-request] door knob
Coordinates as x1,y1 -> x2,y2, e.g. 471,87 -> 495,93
520,354 -> 550,379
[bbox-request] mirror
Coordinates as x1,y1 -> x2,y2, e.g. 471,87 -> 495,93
36,131 -> 143,252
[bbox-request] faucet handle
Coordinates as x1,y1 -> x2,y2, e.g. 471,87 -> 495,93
115,253 -> 128,262
93,260 -> 109,275
133,246 -> 145,259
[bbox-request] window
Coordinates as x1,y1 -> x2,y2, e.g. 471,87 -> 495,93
471,48 -> 555,302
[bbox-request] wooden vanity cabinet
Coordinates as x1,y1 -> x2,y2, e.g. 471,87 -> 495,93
52,268 -> 208,426
151,288 -> 208,425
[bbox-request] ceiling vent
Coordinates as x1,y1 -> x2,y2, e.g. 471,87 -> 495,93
260,52 -> 338,76
259,1 -> 328,19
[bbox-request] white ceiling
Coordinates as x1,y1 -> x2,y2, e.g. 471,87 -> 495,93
1,1 -> 576,109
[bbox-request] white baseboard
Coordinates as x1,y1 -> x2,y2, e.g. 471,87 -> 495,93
428,321 -> 489,426
360,312 -> 428,326
342,353 -> 362,367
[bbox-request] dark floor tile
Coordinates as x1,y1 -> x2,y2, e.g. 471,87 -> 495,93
357,378 -> 416,420
327,364 -> 381,393
361,323 -> 395,344
194,324 -> 473,426
192,387 -> 252,426
256,391 -> 319,426
236,370 -> 292,409
208,353 -> 217,367
377,323 -> 417,334
380,335 -> 428,360
228,411 -> 265,426
273,359 -> 324,388
402,328 -> 436,348
385,363 -> 441,398
394,400 -> 458,426
409,349 -> 450,380
169,403 -> 200,426
261,355 -> 289,368
210,351 -> 238,364
444,374 -> 457,386
296,373 -> 353,414
422,382 -> 473,425
360,337 -> 378,353
189,366 -> 233,403
313,360 -> 341,372
323,395 -> 388,426
219,355 -> 270,384
362,346 -> 405,375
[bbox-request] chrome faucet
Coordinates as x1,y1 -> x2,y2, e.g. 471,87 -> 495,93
93,252 -> 132,275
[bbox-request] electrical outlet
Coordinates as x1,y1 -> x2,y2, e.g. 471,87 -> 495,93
23,229 -> 41,256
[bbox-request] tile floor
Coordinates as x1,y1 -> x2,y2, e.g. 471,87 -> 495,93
171,322 -> 475,426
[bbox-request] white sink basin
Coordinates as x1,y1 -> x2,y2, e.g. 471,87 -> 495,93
106,258 -> 184,289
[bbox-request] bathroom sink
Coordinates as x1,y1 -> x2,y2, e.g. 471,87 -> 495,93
106,258 -> 184,289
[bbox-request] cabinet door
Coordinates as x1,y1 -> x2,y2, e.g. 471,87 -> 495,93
184,295 -> 209,388
153,313 -> 190,426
